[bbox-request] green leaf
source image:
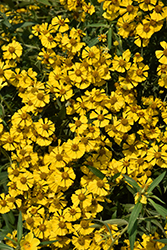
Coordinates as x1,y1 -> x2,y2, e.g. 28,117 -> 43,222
148,199 -> 167,218
0,11 -> 12,28
86,165 -> 105,180
39,240 -> 58,246
123,175 -> 141,191
36,0 -> 51,5
127,202 -> 142,234
0,243 -> 14,250
147,171 -> 166,193
103,219 -> 128,226
108,28 -> 112,50
17,211 -> 23,243
5,236 -> 17,245
88,37 -> 99,47
87,23 -> 108,27
129,220 -> 137,250
150,195 -> 165,204
11,22 -> 37,31
154,239 -> 167,244
151,219 -> 166,236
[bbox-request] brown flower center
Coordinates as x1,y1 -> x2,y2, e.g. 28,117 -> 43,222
88,51 -> 95,58
20,177 -> 27,184
42,124 -> 49,130
58,19 -> 65,26
123,160 -> 130,167
80,220 -> 89,229
97,180 -> 104,188
78,237 -> 85,245
71,144 -> 79,151
39,224 -> 46,231
121,118 -> 128,125
47,35 -> 54,42
7,136 -> 14,144
70,208 -> 76,215
75,69 -> 82,76
40,172 -> 47,179
92,71 -> 99,78
56,154 -> 63,161
122,22 -> 129,30
136,69 -> 143,76
110,96 -> 117,105
9,46 -> 15,53
13,169 -> 19,176
0,200 -> 7,207
137,157 -> 144,165
70,38 -> 76,46
126,5 -> 134,13
75,120 -> 82,127
62,172 -> 69,179
37,93 -> 44,100
154,152 -> 161,159
78,193 -> 86,201
98,114 -> 104,121
119,59 -> 126,67
59,221 -> 66,229
154,5 -> 162,13
143,24 -> 150,33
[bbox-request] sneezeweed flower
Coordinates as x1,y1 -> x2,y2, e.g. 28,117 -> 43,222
113,115 -> 134,133
119,0 -> 138,22
0,129 -> 23,151
51,167 -> 76,190
87,177 -> 110,196
72,233 -> 92,250
37,48 -> 56,66
150,1 -> 167,21
30,90 -> 50,108
68,62 -> 88,83
111,49 -> 131,73
98,33 -> 107,42
146,143 -> 167,168
83,3 -> 95,15
40,33 -> 57,49
20,231 -> 40,250
71,188 -> 92,209
82,45 -> 101,65
131,62 -> 149,82
64,137 -> 85,159
51,211 -> 72,236
90,108 -> 112,128
34,118 -> 55,138
11,107 -> 32,128
0,193 -> 15,214
2,40 -> 22,60
51,15 -> 69,33
64,205 -> 81,221
136,21 -> 154,39
117,16 -> 135,38
138,0 -> 156,11
69,115 -> 88,135
0,60 -> 13,89
155,41 -> 167,64
15,171 -> 34,191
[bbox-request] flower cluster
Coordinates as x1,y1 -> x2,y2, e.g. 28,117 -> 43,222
0,0 -> 167,249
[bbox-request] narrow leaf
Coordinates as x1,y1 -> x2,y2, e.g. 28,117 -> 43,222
154,239 -> 167,244
148,199 -> 167,218
123,175 -> 141,191
0,12 -> 12,28
147,171 -> 166,193
108,28 -> 112,50
151,219 -> 166,236
88,37 -> 99,47
86,165 -> 105,180
0,243 -> 14,250
36,0 -> 51,5
127,202 -> 142,234
87,23 -> 108,27
129,220 -> 137,250
103,219 -> 128,226
150,195 -> 165,204
17,211 -> 23,243
39,240 -> 58,246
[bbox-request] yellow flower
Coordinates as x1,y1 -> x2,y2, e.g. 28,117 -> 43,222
150,2 -> 167,21
69,115 -> 88,135
34,118 -> 55,138
0,193 -> 15,214
64,137 -> 85,159
156,41 -> 167,64
131,62 -> 149,82
82,45 -> 100,65
90,108 -> 112,128
83,3 -> 95,15
119,0 -> 138,22
88,177 -> 110,196
51,15 -> 69,33
72,233 -> 92,250
2,40 -> 22,60
136,22 -> 154,39
20,231 -> 40,250
111,49 -> 131,73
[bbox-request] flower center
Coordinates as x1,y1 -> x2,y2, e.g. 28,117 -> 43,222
137,157 -> 144,165
143,24 -> 150,33
7,136 -> 14,144
89,126 -> 95,133
56,154 -> 63,161
154,152 -> 161,159
126,5 -> 134,13
58,19 -> 65,26
40,172 -> 47,179
144,0 -> 150,3
42,124 -> 49,130
78,237 -> 85,245
98,114 -> 104,121
23,241 -> 31,250
71,144 -> 79,151
97,180 -> 104,188
78,193 -> 86,201
88,51 -> 95,58
75,120 -> 82,127
60,88 -> 66,95
20,177 -> 27,184
9,46 -> 15,53
75,69 -> 82,76
121,118 -> 128,125
92,71 -> 99,78
0,200 -> 7,207
80,220 -> 89,229
70,38 -> 76,46
123,22 -> 129,30
155,5 -> 162,13
0,69 -> 4,76
62,172 -> 69,179
110,96 -> 117,105
70,208 -> 76,215
59,221 -> 66,229
39,224 -> 46,231
119,59 -> 126,67
136,69 -> 143,76
37,93 -> 44,100
47,35 -> 54,42
13,169 -> 19,176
